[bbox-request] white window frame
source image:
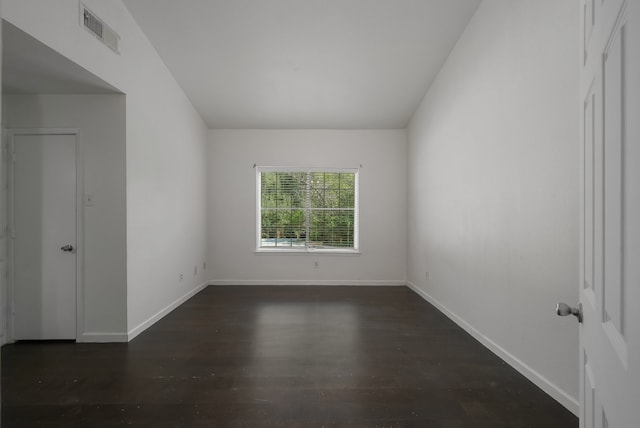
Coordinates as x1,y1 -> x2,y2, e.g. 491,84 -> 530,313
256,166 -> 360,253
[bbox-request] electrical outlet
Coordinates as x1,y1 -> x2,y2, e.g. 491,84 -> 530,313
313,260 -> 319,269
203,262 -> 206,270
84,192 -> 95,206
425,271 -> 430,280
194,265 -> 198,276
179,273 -> 184,282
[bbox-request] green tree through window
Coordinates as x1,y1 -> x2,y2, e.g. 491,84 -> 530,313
258,168 -> 358,250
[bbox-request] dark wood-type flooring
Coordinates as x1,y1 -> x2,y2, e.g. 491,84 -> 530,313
2,286 -> 577,427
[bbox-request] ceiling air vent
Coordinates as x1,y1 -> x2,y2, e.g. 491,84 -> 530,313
80,3 -> 119,53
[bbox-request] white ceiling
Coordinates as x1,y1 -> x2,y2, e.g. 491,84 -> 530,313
2,21 -> 121,95
123,0 -> 480,129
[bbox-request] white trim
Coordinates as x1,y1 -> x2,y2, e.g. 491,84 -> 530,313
258,166 -> 359,173
255,167 -> 360,252
209,279 -> 406,286
1,129 -> 7,346
127,281 -> 209,341
406,281 -> 579,416
256,168 -> 262,251
255,248 -> 361,255
6,129 -> 83,343
77,331 -> 128,343
75,131 -> 85,341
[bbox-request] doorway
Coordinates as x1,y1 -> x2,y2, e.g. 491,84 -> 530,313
8,129 -> 83,340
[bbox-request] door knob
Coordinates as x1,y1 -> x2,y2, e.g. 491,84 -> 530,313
60,244 -> 74,252
556,302 -> 583,323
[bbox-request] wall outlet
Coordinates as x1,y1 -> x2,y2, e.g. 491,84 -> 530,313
179,273 -> 184,282
313,260 -> 319,269
84,192 -> 95,206
194,265 -> 198,276
425,271 -> 429,280
203,261 -> 206,270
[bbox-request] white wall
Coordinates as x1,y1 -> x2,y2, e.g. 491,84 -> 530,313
0,6 -> 5,345
2,0 -> 209,339
208,129 -> 407,285
407,0 -> 579,413
4,94 -> 127,340
0,4 -> 583,415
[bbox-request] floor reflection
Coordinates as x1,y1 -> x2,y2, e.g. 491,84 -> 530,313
251,303 -> 359,372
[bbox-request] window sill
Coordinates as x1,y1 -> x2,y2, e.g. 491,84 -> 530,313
254,248 -> 361,256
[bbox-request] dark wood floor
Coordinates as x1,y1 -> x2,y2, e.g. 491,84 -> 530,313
2,286 -> 577,427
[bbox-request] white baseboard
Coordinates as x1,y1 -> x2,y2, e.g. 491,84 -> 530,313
77,332 -> 128,343
127,281 -> 209,341
406,281 -> 579,416
209,279 -> 406,286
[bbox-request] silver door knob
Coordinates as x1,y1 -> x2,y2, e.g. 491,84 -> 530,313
60,244 -> 74,252
556,302 -> 583,323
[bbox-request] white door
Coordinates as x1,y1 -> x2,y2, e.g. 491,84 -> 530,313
12,133 -> 78,340
578,0 -> 640,426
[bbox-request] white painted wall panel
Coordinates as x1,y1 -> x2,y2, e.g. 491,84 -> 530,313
208,129 -> 407,285
407,0 -> 580,412
0,8 -> 5,345
2,0 -> 209,337
4,95 -> 127,338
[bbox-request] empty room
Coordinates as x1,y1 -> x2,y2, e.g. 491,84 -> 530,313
1,0 -> 638,426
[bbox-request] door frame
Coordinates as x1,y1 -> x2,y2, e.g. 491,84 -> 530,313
6,128 -> 84,342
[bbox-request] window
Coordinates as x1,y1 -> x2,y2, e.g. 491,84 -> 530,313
257,167 -> 359,252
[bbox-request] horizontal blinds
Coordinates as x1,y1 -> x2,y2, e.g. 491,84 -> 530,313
260,171 -> 307,248
307,171 -> 355,248
258,168 -> 358,249
259,166 -> 357,173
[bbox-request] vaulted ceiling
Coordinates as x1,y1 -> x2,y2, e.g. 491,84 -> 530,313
123,0 -> 481,129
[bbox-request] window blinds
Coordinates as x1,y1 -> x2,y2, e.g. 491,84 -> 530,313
257,168 -> 359,251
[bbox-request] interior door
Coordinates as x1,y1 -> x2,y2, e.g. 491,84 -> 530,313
12,132 -> 77,340
579,0 -> 639,426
